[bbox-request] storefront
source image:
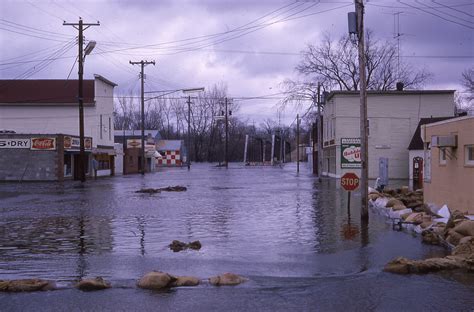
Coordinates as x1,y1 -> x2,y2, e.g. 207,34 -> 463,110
63,135 -> 93,179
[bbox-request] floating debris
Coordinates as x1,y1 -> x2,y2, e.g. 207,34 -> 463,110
169,240 -> 201,252
135,185 -> 187,194
135,188 -> 161,194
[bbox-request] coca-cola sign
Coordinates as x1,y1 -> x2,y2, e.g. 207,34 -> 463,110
31,137 -> 56,150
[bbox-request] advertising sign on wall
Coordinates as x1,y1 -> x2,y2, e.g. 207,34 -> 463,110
64,135 -> 92,151
0,139 -> 31,149
127,139 -> 142,148
341,138 -> 361,168
31,137 -> 56,150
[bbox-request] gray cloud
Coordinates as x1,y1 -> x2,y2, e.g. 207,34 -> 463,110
1,0 -> 472,122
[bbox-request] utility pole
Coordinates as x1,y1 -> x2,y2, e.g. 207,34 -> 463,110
225,97 -> 229,168
129,60 -> 155,175
317,83 -> 323,182
187,95 -> 191,170
63,18 -> 99,183
355,0 -> 369,221
296,114 -> 300,173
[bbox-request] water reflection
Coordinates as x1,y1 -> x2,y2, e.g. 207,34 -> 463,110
0,164 -> 447,282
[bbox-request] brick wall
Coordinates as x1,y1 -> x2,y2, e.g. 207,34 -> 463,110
0,134 -> 60,181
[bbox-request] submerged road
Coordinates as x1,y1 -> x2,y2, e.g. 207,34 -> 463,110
1,163 -> 473,311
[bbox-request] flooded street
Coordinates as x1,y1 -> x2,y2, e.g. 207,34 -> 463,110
1,163 -> 473,311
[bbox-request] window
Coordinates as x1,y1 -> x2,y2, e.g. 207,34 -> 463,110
100,114 -> 103,140
439,148 -> 447,165
108,117 -> 112,140
465,145 -> 474,166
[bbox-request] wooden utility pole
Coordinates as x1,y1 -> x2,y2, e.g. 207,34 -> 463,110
317,83 -> 323,182
63,18 -> 99,182
225,97 -> 229,168
187,95 -> 191,170
129,60 -> 155,175
355,0 -> 369,221
296,114 -> 300,173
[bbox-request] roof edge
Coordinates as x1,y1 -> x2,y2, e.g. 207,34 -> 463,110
326,90 -> 455,102
94,74 -> 117,87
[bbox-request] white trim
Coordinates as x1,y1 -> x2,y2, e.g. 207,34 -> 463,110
425,115 -> 473,128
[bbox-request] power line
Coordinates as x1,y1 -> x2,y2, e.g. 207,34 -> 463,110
0,18 -> 72,38
92,2 -> 326,56
397,0 -> 474,29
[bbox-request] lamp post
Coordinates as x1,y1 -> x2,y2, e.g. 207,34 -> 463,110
63,19 -> 99,182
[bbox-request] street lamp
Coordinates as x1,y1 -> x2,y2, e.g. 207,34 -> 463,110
182,88 -> 205,170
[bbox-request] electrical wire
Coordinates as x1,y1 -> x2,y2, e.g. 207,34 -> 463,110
397,0 -> 474,29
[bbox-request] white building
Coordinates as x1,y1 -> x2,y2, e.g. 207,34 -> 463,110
0,74 -> 117,179
321,90 -> 455,180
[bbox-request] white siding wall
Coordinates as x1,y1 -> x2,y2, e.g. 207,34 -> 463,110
0,77 -> 115,148
324,92 -> 454,179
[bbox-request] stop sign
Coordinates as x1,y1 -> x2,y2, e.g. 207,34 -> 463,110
341,172 -> 360,191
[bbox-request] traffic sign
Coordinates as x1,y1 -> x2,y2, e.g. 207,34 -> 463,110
341,172 -> 360,191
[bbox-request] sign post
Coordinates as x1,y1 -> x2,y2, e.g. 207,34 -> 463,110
341,172 -> 360,213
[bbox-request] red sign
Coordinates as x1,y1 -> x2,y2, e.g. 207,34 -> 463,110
31,137 -> 56,150
341,172 -> 360,191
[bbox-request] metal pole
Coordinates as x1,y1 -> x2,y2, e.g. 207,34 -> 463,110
296,114 -> 300,173
225,97 -> 229,168
78,19 -> 85,182
356,0 -> 369,221
187,95 -> 191,170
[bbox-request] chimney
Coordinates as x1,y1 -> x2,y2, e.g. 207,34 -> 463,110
396,82 -> 404,91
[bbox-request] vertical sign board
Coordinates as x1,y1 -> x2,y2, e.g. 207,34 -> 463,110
341,138 -> 361,168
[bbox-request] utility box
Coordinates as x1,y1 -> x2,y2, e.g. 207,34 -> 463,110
379,157 -> 389,186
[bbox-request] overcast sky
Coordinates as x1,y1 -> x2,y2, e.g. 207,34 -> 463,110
1,0 -> 473,124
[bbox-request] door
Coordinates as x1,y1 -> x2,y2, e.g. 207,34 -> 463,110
413,156 -> 423,190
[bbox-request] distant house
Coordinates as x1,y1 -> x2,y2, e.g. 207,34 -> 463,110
156,140 -> 186,166
407,117 -> 454,190
320,89 -> 455,180
421,116 -> 474,214
0,74 -> 117,181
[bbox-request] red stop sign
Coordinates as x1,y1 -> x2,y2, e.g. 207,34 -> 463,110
341,172 -> 360,191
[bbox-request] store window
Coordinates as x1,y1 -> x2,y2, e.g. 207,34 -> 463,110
64,154 -> 72,176
95,154 -> 110,170
465,145 -> 474,166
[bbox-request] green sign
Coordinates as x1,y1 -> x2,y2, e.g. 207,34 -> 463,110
341,138 -> 361,168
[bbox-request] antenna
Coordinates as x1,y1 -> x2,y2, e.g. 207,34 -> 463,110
393,12 -> 404,82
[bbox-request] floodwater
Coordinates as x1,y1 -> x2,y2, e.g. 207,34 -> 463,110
1,163 -> 473,311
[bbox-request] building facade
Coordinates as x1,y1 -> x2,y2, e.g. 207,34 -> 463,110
0,74 -> 117,180
321,90 -> 455,180
421,116 -> 474,214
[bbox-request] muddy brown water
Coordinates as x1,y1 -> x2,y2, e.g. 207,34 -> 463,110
1,163 -> 473,311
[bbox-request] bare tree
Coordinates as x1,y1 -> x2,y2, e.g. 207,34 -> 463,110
296,31 -> 432,91
461,67 -> 474,105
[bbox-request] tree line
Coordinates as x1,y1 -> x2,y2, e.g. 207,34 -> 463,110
114,83 -> 303,163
